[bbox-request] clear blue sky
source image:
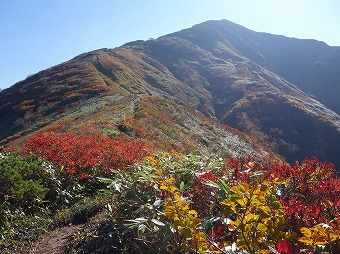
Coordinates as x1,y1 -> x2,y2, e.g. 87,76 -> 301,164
1,0 -> 339,90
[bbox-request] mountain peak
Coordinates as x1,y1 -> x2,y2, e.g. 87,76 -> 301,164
1,20 -> 339,169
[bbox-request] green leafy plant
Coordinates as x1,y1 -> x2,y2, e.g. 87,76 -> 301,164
0,152 -> 49,214
2,140 -> 340,253
99,153 -> 340,253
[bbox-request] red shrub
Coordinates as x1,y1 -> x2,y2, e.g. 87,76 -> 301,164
22,130 -> 152,178
276,239 -> 300,254
268,157 -> 340,229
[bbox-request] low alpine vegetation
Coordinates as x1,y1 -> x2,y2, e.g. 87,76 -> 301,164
99,153 -> 340,253
0,131 -> 151,253
1,134 -> 340,253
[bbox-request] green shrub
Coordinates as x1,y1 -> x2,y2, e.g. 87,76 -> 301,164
55,195 -> 107,225
0,151 -> 88,253
0,152 -> 48,214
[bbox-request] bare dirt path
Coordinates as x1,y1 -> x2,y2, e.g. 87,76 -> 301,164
28,224 -> 82,254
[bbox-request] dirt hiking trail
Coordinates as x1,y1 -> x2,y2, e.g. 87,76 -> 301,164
29,224 -> 81,254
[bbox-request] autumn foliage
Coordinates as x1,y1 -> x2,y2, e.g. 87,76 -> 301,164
5,131 -> 340,253
22,130 -> 151,178
268,157 -> 340,229
100,153 -> 340,253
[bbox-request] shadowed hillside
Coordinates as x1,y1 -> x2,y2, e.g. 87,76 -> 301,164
1,19 -> 339,168
171,20 -> 340,114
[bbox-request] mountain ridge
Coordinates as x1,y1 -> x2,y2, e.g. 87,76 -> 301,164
170,19 -> 340,114
1,19 -> 339,169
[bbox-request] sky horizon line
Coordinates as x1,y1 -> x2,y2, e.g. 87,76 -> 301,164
1,0 -> 339,90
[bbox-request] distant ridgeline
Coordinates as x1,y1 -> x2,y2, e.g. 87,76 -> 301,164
0,19 -> 339,170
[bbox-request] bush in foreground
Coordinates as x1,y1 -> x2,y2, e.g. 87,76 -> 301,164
2,137 -> 340,253
1,130 -> 152,253
99,153 -> 340,253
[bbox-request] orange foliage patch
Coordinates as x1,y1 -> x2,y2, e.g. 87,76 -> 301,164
22,130 -> 152,178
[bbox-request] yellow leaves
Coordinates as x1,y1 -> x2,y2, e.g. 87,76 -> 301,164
330,231 -> 340,242
156,165 -> 208,252
230,183 -> 249,195
164,202 -> 176,219
130,153 -> 340,253
259,182 -> 270,194
247,161 -> 255,168
252,193 -> 266,205
146,155 -> 158,166
163,195 -> 207,250
159,177 -> 178,193
221,198 -> 236,213
179,227 -> 192,238
299,224 -> 340,246
258,205 -> 271,215
299,227 -> 319,245
169,186 -> 178,194
164,198 -> 191,220
245,213 -> 259,222
154,168 -> 162,175
188,209 -> 198,215
164,177 -> 175,186
259,250 -> 273,254
236,197 -> 249,207
173,192 -> 182,201
221,181 -> 286,252
160,184 -> 177,193
256,223 -> 267,234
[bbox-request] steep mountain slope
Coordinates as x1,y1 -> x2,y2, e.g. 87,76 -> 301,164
0,50 -> 275,161
136,36 -> 340,167
0,20 -> 339,168
171,20 -> 340,114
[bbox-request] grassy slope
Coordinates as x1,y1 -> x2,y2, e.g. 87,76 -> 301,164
1,23 -> 339,167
